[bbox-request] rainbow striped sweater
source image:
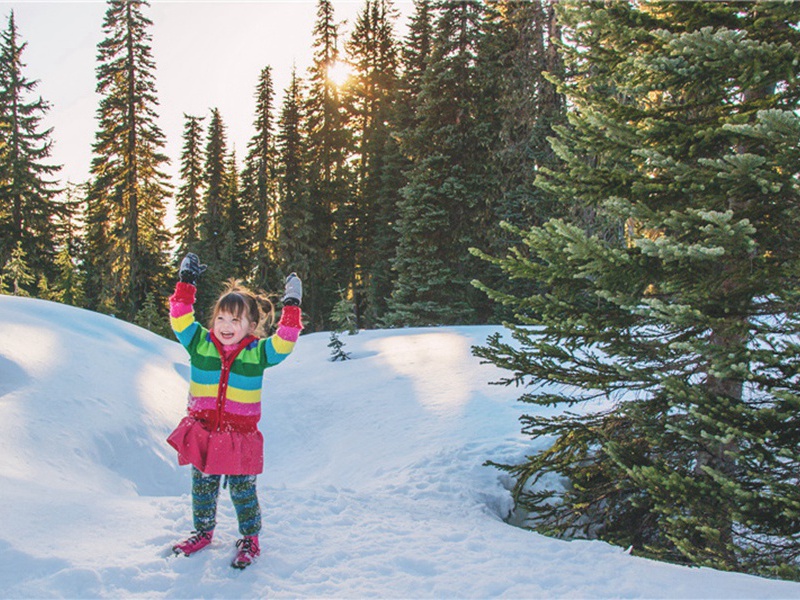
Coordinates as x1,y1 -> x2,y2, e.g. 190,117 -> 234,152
169,281 -> 302,434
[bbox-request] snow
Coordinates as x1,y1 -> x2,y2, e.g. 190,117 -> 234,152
1,295 -> 798,599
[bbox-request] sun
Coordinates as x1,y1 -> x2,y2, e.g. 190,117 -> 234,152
326,60 -> 352,87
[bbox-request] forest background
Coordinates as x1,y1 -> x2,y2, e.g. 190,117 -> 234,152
1,0 -> 799,582
0,0 -> 567,332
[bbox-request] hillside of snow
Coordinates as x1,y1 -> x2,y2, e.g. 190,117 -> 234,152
1,294 -> 798,598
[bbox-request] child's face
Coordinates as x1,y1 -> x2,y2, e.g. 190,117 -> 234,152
213,309 -> 256,346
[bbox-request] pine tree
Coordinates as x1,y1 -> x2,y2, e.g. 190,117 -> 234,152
400,0 -> 433,95
389,0 -> 433,144
328,288 -> 357,361
174,114 -> 205,259
473,0 -> 800,579
200,108 -> 229,259
481,0 -> 564,231
1,240 -> 34,295
52,243 -> 85,307
240,66 -> 280,290
303,0 -> 352,330
277,69 -> 313,287
36,273 -> 54,301
223,148 -> 248,275
476,0 -> 566,321
331,287 -> 358,335
51,182 -> 86,307
82,171 -> 116,313
387,0 -> 492,326
0,11 -> 64,293
134,290 -> 170,337
84,0 -> 171,320
344,0 -> 400,327
196,108 -> 234,317
369,0 -> 433,326
327,332 -> 351,361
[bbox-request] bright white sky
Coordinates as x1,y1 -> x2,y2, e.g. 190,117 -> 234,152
0,0 -> 413,192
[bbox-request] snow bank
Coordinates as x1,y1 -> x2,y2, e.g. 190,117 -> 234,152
1,295 -> 798,598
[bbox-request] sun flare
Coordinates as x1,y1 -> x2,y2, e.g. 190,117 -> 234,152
326,60 -> 352,87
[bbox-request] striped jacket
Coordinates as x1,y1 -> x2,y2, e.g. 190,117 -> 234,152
167,281 -> 302,474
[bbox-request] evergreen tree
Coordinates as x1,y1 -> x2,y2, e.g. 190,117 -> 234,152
52,243 -> 85,307
390,0 -> 433,150
0,11 -> 63,292
473,0 -> 800,579
371,0 -> 434,326
344,0 -> 400,327
476,0 -> 566,321
134,290 -> 170,337
277,69 -> 313,287
84,0 -> 171,320
481,0 -> 564,232
1,240 -> 33,295
51,182 -> 86,307
240,66 -> 280,291
332,287 -> 358,335
388,0 -> 492,326
303,0 -> 352,330
82,172 -> 116,314
327,332 -> 351,361
197,108 -> 234,317
174,114 -> 205,259
200,108 -> 229,259
400,0 -> 433,94
36,272 -> 55,301
224,148 -> 248,275
328,288 -> 357,361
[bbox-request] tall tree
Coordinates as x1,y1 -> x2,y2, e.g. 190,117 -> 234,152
476,0 -> 566,321
400,0 -> 433,95
197,107 -> 233,316
240,66 -> 280,291
174,114 -> 205,259
481,0 -> 564,231
0,11 -> 63,292
199,107 -> 229,258
84,0 -> 171,319
277,68 -> 312,286
344,0 -> 400,327
388,0 -> 492,326
223,148 -> 247,275
368,0 -> 433,326
474,0 -> 800,579
303,0 -> 352,330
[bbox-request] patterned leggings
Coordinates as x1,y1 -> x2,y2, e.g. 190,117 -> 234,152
192,467 -> 262,536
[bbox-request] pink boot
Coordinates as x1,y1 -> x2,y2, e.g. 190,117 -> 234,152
172,530 -> 213,556
231,535 -> 260,569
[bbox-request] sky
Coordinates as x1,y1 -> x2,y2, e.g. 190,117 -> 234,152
3,292 -> 800,597
0,0 -> 414,193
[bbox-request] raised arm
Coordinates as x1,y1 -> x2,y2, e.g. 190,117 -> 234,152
169,253 -> 207,349
262,273 -> 304,366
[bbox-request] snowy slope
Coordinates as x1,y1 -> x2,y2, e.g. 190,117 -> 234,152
1,294 -> 798,599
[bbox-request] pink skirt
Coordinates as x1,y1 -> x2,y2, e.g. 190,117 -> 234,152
167,416 -> 264,475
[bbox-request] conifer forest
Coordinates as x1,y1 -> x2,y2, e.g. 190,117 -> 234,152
1,0 -> 799,582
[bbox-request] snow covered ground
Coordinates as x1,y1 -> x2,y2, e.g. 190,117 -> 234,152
1,294 -> 798,599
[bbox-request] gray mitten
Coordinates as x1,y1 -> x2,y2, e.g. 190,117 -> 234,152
282,272 -> 302,306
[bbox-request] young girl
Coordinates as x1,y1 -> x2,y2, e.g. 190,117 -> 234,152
167,252 -> 303,569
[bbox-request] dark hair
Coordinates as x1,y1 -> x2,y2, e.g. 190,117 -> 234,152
208,279 -> 275,338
